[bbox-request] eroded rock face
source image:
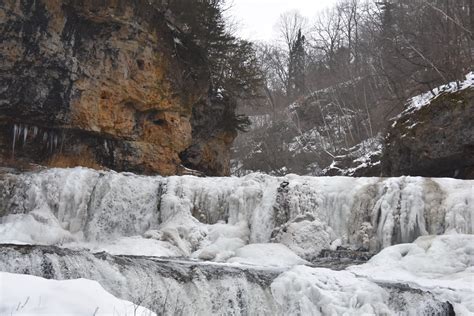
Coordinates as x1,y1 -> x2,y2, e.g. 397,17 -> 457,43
180,96 -> 237,176
0,0 -> 233,175
382,88 -> 474,179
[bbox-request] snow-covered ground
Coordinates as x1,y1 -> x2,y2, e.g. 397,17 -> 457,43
398,71 -> 473,118
323,136 -> 383,176
0,272 -> 155,316
0,167 -> 472,314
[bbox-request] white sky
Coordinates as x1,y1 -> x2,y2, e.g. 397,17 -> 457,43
228,0 -> 338,41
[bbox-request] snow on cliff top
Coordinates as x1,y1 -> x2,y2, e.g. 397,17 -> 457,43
399,71 -> 473,118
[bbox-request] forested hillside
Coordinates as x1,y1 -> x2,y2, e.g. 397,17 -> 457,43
232,0 -> 473,176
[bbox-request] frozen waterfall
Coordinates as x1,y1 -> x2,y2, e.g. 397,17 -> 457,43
0,167 -> 472,315
0,168 -> 472,255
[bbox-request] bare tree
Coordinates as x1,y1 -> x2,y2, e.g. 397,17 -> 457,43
276,10 -> 309,52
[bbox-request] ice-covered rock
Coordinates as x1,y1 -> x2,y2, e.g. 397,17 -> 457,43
272,266 -> 390,315
271,213 -> 332,259
383,72 -> 474,179
349,234 -> 474,315
272,265 -> 455,315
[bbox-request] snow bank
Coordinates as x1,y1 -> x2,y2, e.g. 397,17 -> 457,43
227,243 -> 308,268
0,272 -> 155,316
400,71 -> 473,117
349,234 -> 474,315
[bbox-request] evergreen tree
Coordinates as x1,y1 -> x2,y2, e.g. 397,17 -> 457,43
287,29 -> 306,100
166,0 -> 263,130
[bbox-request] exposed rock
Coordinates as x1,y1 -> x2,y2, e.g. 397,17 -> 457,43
0,0 -> 235,175
382,87 -> 474,179
180,95 -> 237,176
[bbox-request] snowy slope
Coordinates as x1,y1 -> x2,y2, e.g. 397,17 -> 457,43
0,272 -> 155,316
397,71 -> 473,119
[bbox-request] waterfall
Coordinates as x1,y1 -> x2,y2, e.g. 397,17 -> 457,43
0,244 -> 455,316
0,168 -> 472,315
0,168 -> 472,253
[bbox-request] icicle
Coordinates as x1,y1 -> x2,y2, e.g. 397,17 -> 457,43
23,126 -> 28,146
104,140 -> 109,152
43,132 -> 48,143
50,134 -> 54,153
33,126 -> 38,138
54,135 -> 58,150
11,124 -> 18,159
60,133 -> 65,153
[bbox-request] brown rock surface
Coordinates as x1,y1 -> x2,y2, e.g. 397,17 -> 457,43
0,0 -> 234,175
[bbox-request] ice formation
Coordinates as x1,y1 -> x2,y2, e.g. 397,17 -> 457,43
0,243 -> 456,315
0,167 -> 472,314
0,168 -> 472,257
349,234 -> 474,315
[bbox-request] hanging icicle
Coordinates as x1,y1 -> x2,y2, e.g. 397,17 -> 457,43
11,124 -> 19,159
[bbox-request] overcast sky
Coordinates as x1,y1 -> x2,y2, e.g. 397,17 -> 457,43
229,0 -> 338,41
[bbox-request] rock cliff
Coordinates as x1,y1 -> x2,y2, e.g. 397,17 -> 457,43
382,86 -> 474,179
0,0 -> 235,175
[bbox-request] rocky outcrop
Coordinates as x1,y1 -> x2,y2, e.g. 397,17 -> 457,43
382,87 -> 474,179
0,0 -> 235,175
180,95 -> 237,176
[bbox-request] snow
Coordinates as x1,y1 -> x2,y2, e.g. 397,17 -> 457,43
349,234 -> 474,315
324,136 -> 383,176
0,272 -> 155,316
227,243 -> 308,268
87,236 -> 182,257
400,71 -> 473,117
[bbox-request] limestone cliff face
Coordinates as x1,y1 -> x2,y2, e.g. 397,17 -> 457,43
0,0 -> 234,175
382,87 -> 474,179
